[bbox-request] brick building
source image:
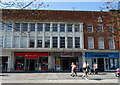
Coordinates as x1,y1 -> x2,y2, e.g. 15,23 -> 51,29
0,9 -> 119,72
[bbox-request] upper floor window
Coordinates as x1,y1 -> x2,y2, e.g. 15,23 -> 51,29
5,36 -> 12,48
0,22 -> 4,31
87,24 -> 93,32
52,37 -> 58,48
98,37 -> 104,49
67,37 -> 73,48
60,37 -> 65,48
30,23 -> 35,31
37,36 -> 42,48
29,37 -> 35,48
88,37 -> 94,49
2,22 -> 12,31
108,26 -> 114,33
52,24 -> 58,32
13,36 -> 20,48
0,36 -> 3,48
37,23 -> 43,31
21,23 -> 28,31
109,38 -> 115,49
97,24 -> 103,32
75,37 -> 80,48
21,36 -> 27,48
75,24 -> 80,32
60,24 -> 65,32
67,24 -> 72,32
45,36 -> 50,48
45,23 -> 50,32
14,23 -> 20,31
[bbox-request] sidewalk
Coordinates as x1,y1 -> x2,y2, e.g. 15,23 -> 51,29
1,72 -> 119,83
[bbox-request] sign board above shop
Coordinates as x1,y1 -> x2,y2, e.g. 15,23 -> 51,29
61,52 -> 74,57
85,52 -> 119,58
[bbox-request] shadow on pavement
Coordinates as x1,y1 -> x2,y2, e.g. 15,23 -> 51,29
0,74 -> 9,76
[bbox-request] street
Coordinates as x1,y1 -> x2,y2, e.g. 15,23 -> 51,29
0,72 -> 119,83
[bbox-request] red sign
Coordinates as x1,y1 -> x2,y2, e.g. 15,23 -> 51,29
14,52 -> 49,59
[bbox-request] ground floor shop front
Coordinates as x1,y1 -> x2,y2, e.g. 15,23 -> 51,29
85,52 -> 119,71
13,52 -> 83,72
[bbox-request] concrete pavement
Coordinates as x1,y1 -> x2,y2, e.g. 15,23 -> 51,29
1,72 -> 119,83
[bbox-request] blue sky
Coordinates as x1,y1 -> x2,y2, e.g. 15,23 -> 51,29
1,0 -> 119,11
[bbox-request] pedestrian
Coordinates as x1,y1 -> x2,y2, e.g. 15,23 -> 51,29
70,62 -> 77,77
93,63 -> 98,74
82,61 -> 89,80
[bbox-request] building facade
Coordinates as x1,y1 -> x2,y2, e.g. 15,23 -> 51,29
0,9 -> 119,72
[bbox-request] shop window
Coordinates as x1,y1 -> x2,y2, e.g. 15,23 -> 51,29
67,24 -> 72,32
39,56 -> 48,70
98,37 -> 104,49
21,23 -> 28,31
15,56 -> 24,70
60,24 -> 65,32
29,37 -> 35,48
37,37 -> 42,48
45,36 -> 50,48
37,23 -> 43,31
5,36 -> 12,48
75,24 -> 80,32
67,37 -> 73,48
13,36 -> 20,48
60,37 -> 65,48
52,37 -> 58,48
75,37 -> 80,48
45,23 -> 50,32
30,23 -> 35,31
88,37 -> 94,49
52,24 -> 58,32
14,23 -> 20,31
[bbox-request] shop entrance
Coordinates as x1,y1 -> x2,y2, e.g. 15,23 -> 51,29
25,59 -> 39,71
97,58 -> 104,71
60,57 -> 78,71
2,57 -> 8,72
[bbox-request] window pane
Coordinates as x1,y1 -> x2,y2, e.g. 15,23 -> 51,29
60,37 -> 65,48
0,36 -> 3,47
13,36 -> 20,48
0,23 -> 4,31
37,23 -> 43,31
75,24 -> 80,32
14,23 -> 20,31
109,38 -> 115,49
52,24 -> 58,32
67,24 -> 72,32
52,37 -> 58,48
45,36 -> 50,48
37,37 -> 42,48
21,23 -> 28,31
5,36 -> 12,48
21,37 -> 27,48
98,37 -> 104,49
29,37 -> 35,48
75,37 -> 80,48
3,23 -> 12,31
88,37 -> 94,49
60,24 -> 65,32
87,25 -> 93,32
30,23 -> 35,31
97,25 -> 103,32
108,26 -> 114,33
67,37 -> 73,48
45,23 -> 50,31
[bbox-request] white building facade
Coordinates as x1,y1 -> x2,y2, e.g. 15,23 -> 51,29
0,21 -> 84,72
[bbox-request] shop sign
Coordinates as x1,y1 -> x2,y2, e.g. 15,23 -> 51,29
85,52 -> 119,58
61,52 -> 74,57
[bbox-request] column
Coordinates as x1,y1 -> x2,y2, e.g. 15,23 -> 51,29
7,56 -> 11,72
48,55 -> 52,70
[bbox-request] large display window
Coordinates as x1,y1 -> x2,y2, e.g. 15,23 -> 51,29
15,56 -> 24,70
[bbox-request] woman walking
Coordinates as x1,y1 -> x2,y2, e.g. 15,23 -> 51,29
82,61 -> 89,80
70,62 -> 77,77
